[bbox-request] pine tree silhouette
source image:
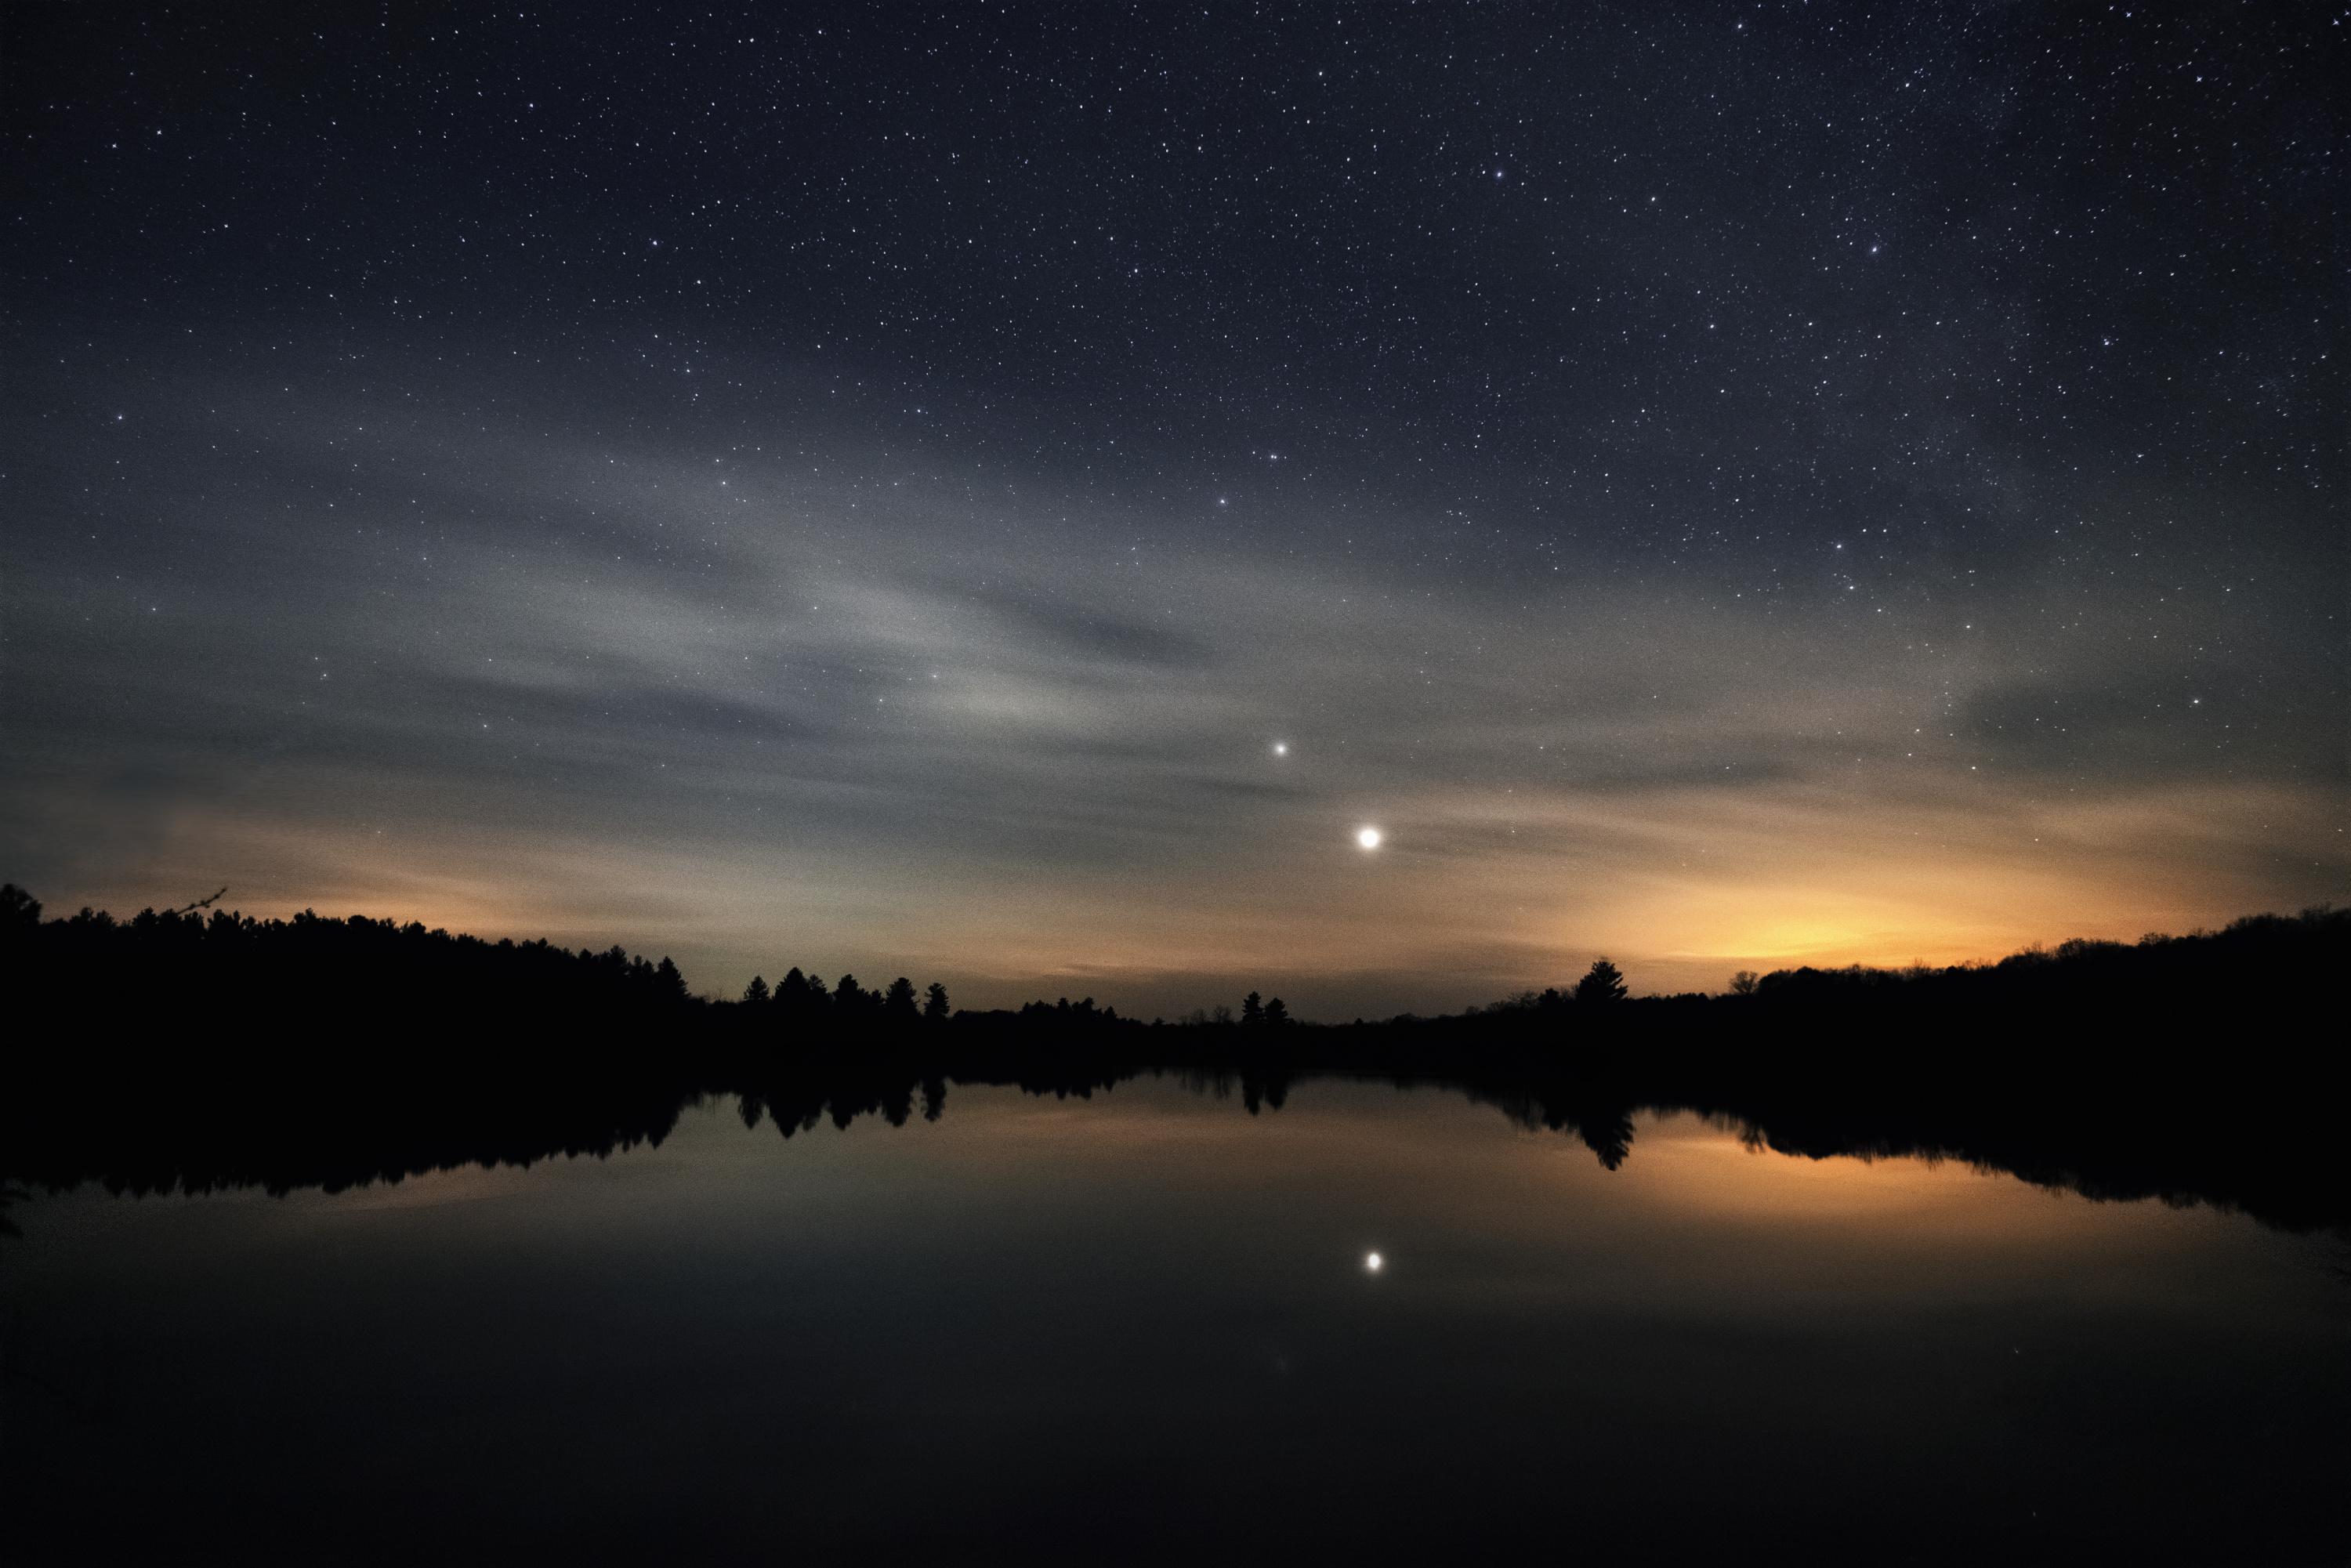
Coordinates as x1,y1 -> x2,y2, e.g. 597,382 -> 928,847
1574,958 -> 1628,1005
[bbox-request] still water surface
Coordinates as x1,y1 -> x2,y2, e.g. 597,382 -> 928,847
5,1077 -> 2346,1561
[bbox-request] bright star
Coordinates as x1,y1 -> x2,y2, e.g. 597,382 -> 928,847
1365,1251 -> 1383,1273
1357,827 -> 1382,849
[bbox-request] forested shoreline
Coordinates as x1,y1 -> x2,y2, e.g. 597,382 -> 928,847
6,882 -> 2338,1042
5,885 -> 2344,1235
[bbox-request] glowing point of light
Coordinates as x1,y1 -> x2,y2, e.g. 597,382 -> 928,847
1272,741 -> 1288,756
1365,1251 -> 1383,1273
1357,827 -> 1382,849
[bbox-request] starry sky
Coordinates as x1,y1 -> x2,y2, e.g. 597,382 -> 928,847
2,3 -> 2342,1017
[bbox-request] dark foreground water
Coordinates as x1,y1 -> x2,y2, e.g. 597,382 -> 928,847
5,1077 -> 2346,1563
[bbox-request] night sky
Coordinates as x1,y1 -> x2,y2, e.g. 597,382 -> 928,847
3,3 -> 2342,1016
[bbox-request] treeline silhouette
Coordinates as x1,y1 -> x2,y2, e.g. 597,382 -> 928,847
0,882 -> 697,1034
0,882 -> 1108,1045
12,880 -> 2338,1041
3,884 -> 2345,1233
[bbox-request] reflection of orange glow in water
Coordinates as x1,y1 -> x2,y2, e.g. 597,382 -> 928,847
918,1088 -> 2186,1248
277,1086 -> 2267,1313
310,1164 -> 550,1212
1629,1116 -> 2027,1225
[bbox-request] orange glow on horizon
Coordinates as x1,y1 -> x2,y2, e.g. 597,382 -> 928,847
40,770 -> 2346,1019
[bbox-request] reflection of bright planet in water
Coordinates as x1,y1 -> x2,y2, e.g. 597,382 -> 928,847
1357,827 -> 1381,849
1365,1251 -> 1383,1273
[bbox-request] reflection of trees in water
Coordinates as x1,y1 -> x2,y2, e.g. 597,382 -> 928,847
1481,1085 -> 2348,1237
4,885 -> 2342,1234
1481,1088 -> 1637,1169
5,1049 -> 2344,1239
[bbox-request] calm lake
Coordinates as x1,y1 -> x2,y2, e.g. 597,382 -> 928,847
5,1075 -> 2346,1562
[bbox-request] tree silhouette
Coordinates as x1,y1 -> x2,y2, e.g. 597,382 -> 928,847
1729,970 -> 1759,997
2,883 -> 43,931
1574,958 -> 1628,1005
743,975 -> 771,1006
883,976 -> 919,1023
785,971 -> 828,1021
1241,991 -> 1265,1027
923,982 -> 951,1021
1262,997 -> 1291,1027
